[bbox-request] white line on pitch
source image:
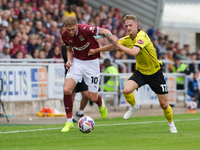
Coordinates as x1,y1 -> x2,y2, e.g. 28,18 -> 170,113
0,118 -> 200,134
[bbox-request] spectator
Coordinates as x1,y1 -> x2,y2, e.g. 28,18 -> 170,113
31,49 -> 39,59
52,45 -> 62,60
187,71 -> 200,109
0,28 -> 6,52
20,34 -> 28,58
166,50 -> 174,73
183,44 -> 190,54
172,56 -> 190,90
26,34 -> 37,54
0,43 -> 11,59
43,41 -> 53,58
101,58 -> 119,92
9,33 -> 21,57
39,50 -> 46,59
188,53 -> 197,74
10,19 -> 19,37
64,5 -> 76,18
176,49 -> 191,60
99,5 -> 107,19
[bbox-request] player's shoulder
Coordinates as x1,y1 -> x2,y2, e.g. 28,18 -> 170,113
137,29 -> 148,38
119,35 -> 130,41
62,29 -> 68,37
78,24 -> 92,30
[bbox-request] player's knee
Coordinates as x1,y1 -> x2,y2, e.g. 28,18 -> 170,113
63,88 -> 73,95
123,88 -> 132,95
160,102 -> 168,109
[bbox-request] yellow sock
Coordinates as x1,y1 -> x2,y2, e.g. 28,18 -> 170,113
163,105 -> 173,123
123,93 -> 136,106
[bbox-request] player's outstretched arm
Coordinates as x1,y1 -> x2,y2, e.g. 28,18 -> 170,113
98,28 -> 117,48
88,44 -> 116,56
110,35 -> 141,57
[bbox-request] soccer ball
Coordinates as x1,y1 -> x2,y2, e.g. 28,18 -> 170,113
78,116 -> 95,133
187,101 -> 197,110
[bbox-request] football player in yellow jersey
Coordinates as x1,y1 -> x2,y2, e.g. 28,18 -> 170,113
88,15 -> 177,133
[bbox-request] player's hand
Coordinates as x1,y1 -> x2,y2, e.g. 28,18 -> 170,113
88,49 -> 97,56
65,61 -> 72,70
110,35 -> 119,46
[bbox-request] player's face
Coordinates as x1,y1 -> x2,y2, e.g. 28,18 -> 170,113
124,20 -> 138,36
66,25 -> 78,37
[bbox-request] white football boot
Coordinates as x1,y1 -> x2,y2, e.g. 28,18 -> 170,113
168,122 -> 178,133
123,104 -> 141,119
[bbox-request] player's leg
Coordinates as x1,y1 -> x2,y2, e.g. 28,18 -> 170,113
62,58 -> 82,132
89,92 -> 107,119
157,94 -> 177,133
61,78 -> 77,132
123,71 -> 145,119
82,58 -> 107,118
74,80 -> 89,120
75,90 -> 89,119
149,69 -> 177,133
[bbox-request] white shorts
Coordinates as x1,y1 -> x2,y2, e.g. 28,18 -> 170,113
66,58 -> 100,93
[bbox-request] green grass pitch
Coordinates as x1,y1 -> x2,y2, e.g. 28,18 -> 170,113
0,113 -> 200,150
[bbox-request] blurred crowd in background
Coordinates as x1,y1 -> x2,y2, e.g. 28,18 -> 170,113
0,0 -> 200,74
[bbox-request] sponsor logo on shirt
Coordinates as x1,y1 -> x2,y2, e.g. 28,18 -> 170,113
69,40 -> 73,43
137,39 -> 144,44
79,35 -> 85,41
73,42 -> 90,51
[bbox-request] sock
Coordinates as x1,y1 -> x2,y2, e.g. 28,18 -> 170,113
123,93 -> 136,106
63,94 -> 73,119
95,94 -> 102,107
168,121 -> 174,126
67,118 -> 73,123
77,110 -> 84,115
163,105 -> 173,123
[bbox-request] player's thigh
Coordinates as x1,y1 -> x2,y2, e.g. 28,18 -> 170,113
66,59 -> 83,83
147,69 -> 168,95
83,60 -> 100,93
124,70 -> 146,94
63,78 -> 77,94
123,80 -> 139,94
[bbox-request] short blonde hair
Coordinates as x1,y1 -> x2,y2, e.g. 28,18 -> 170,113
123,15 -> 137,23
64,16 -> 77,26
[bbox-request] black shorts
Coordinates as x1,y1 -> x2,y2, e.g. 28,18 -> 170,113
129,69 -> 168,95
73,79 -> 88,93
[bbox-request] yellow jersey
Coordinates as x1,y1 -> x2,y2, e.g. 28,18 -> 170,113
118,29 -> 161,75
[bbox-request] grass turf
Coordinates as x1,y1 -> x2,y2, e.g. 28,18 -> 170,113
0,113 -> 200,150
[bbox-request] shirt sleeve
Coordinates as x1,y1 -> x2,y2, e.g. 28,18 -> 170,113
118,37 -> 126,46
62,34 -> 70,47
82,24 -> 99,36
134,34 -> 149,49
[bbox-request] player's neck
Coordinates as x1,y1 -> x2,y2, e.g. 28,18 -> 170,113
130,30 -> 138,39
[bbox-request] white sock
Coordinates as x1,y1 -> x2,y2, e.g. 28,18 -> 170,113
99,101 -> 104,108
168,121 -> 174,126
67,118 -> 73,123
132,103 -> 138,109
77,110 -> 84,115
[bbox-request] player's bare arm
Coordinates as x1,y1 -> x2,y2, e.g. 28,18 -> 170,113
110,35 -> 141,57
88,44 -> 115,56
98,28 -> 117,48
66,46 -> 73,70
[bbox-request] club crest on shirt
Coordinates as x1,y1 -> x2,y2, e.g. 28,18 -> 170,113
137,39 -> 144,44
79,35 -> 85,41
